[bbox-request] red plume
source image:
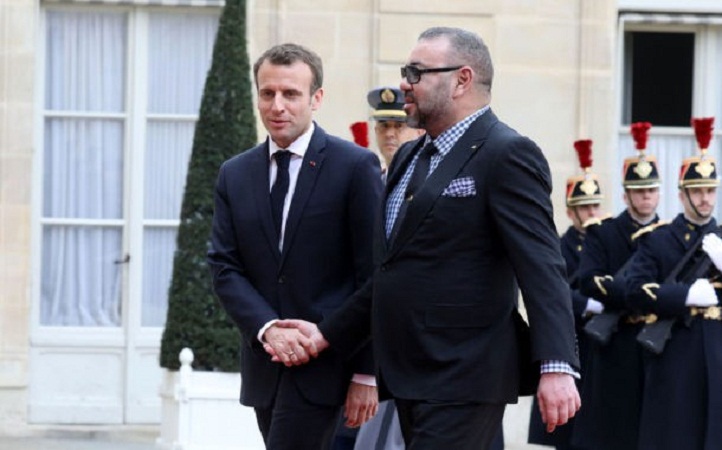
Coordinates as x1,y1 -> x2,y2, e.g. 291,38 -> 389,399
692,117 -> 714,150
630,122 -> 652,150
574,139 -> 593,171
350,122 -> 369,148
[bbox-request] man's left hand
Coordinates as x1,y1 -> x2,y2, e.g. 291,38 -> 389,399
342,382 -> 378,428
263,319 -> 330,364
537,372 -> 581,433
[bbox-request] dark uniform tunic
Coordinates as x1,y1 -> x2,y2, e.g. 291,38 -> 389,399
572,210 -> 658,450
528,226 -> 588,449
626,214 -> 722,450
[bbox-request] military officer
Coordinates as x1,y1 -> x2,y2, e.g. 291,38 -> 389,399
528,139 -> 605,450
626,117 -> 722,450
572,122 -> 661,450
367,87 -> 424,173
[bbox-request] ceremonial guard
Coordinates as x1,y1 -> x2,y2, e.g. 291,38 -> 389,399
573,122 -> 661,450
626,117 -> 722,450
528,140 -> 605,450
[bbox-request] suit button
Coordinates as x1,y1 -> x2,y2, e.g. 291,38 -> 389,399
380,265 -> 387,272
278,276 -> 285,284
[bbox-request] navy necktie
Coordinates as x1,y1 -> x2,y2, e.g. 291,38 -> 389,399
388,142 -> 438,242
405,142 -> 437,200
270,150 -> 291,239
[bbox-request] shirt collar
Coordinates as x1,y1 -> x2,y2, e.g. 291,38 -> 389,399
268,122 -> 315,160
422,105 -> 490,156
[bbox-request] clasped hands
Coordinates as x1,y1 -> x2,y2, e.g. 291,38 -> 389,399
262,319 -> 328,367
264,321 -> 378,427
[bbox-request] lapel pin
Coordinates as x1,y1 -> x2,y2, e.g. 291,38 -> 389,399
309,161 -> 317,167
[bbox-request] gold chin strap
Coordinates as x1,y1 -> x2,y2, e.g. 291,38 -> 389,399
642,283 -> 660,301
594,275 -> 613,296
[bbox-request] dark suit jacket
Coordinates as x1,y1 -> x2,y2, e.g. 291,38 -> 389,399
320,109 -> 578,404
207,124 -> 383,408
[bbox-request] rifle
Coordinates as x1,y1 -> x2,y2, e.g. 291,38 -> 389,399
636,226 -> 722,354
583,221 -> 668,345
582,257 -> 633,345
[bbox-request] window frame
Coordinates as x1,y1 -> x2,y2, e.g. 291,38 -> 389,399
32,4 -> 219,347
613,15 -> 722,218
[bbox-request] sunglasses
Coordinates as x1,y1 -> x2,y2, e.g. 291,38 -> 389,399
400,65 -> 462,85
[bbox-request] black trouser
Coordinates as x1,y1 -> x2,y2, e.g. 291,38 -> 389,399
255,370 -> 341,450
396,399 -> 505,450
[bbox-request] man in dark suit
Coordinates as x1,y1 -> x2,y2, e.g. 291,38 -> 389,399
270,27 -> 580,450
207,43 -> 383,450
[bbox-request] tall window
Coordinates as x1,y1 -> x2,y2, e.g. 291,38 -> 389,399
616,15 -> 722,220
40,8 -> 218,327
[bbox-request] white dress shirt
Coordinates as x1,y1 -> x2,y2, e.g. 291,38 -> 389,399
267,123 -> 315,251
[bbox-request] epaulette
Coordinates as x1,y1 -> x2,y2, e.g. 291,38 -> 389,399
631,220 -> 670,241
582,213 -> 612,229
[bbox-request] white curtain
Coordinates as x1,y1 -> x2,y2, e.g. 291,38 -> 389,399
45,11 -> 125,112
147,13 -> 218,115
142,122 -> 194,327
142,13 -> 218,326
41,12 -> 126,326
41,10 -> 217,327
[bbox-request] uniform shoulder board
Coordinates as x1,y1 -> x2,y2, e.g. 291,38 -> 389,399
631,220 -> 670,241
582,213 -> 612,229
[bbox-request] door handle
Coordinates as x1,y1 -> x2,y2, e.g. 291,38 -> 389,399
114,254 -> 131,264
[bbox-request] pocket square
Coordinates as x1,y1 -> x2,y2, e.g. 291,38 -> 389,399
442,176 -> 476,197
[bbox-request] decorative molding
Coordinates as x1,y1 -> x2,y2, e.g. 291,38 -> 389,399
42,0 -> 223,8
621,12 -> 722,24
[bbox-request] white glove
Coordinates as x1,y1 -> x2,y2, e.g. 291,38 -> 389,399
685,278 -> 718,307
584,298 -> 604,316
702,233 -> 722,272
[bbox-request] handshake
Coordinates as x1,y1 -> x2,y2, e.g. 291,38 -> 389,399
262,319 -> 329,367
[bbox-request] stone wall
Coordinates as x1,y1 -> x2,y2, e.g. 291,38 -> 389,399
0,0 -> 36,433
249,0 -> 618,229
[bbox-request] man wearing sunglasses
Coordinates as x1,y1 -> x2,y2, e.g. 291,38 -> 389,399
271,27 -> 580,449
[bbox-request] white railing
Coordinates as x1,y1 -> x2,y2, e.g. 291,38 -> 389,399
156,348 -> 264,450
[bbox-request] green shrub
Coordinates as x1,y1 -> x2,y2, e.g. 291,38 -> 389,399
160,0 -> 257,371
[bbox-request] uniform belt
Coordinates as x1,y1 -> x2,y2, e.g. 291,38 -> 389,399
689,306 -> 722,321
